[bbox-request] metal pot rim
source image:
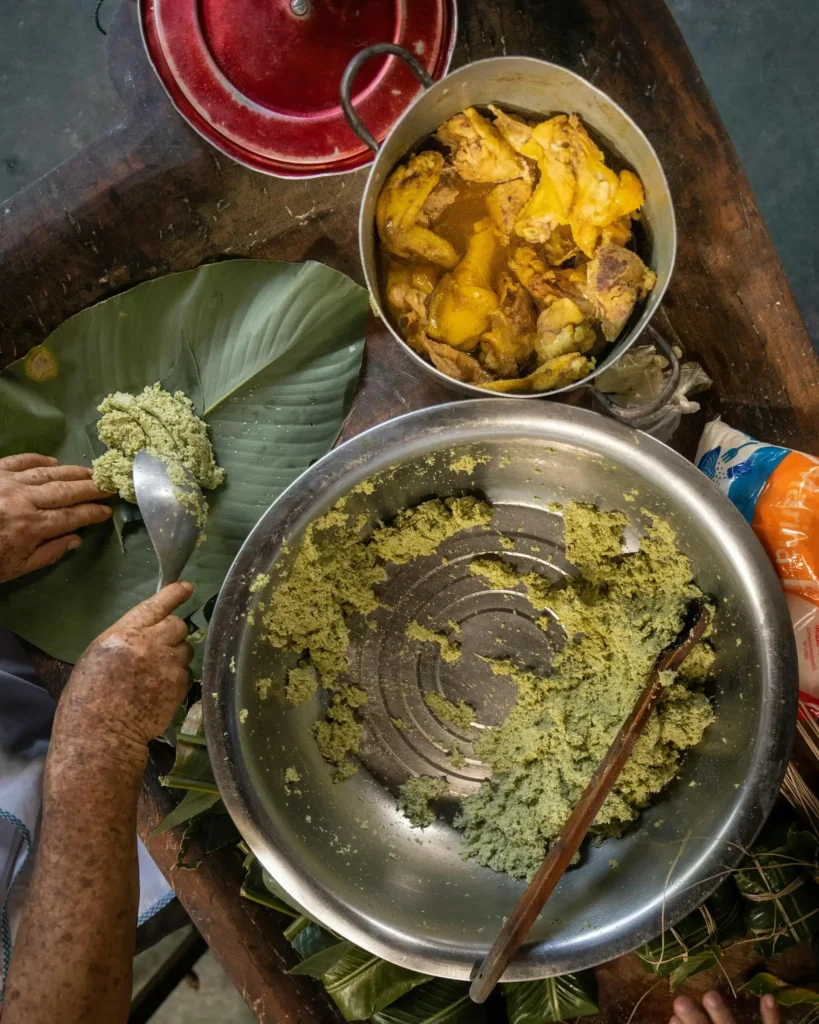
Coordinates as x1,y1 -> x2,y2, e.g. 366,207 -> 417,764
203,400 -> 796,980
357,54 -> 678,399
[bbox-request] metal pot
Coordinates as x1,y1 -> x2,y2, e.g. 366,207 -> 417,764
342,47 -> 679,422
203,400 -> 796,981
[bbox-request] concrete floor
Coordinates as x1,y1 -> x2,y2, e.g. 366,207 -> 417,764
0,2 -> 816,1021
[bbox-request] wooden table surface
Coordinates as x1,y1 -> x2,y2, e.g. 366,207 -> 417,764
1,1 -> 816,1021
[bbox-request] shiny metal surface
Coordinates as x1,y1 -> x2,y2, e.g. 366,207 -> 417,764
357,56 -> 677,398
203,401 -> 796,981
133,450 -> 200,591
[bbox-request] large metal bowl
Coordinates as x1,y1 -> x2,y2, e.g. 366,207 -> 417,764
203,401 -> 796,981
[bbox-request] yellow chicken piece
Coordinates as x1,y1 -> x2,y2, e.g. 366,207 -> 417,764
585,243 -> 656,340
513,116 -> 577,244
565,117 -> 644,257
376,151 -> 460,269
535,298 -> 597,363
488,105 -> 543,163
508,247 -> 561,309
385,264 -> 439,327
428,219 -> 499,350
436,108 -> 528,183
480,274 -> 537,378
486,179 -> 533,245
424,337 -> 493,384
480,352 -> 592,393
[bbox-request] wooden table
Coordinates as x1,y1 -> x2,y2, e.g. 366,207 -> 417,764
1,1 -> 816,1020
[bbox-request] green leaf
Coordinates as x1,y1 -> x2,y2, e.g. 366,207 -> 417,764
736,812 -> 819,957
291,921 -> 340,961
292,941 -> 432,1021
745,973 -> 819,1006
204,811 -> 240,854
372,979 -> 481,1024
159,702 -> 218,793
636,877 -> 743,977
152,789 -> 222,835
240,856 -> 299,917
668,946 -> 721,990
0,259 -> 366,663
504,971 -> 599,1023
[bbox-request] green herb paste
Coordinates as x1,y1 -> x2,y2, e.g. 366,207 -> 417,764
398,776 -> 448,828
455,503 -> 714,879
260,497 -> 491,781
91,384 -> 224,505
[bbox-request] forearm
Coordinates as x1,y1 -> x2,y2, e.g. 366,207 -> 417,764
4,730 -> 147,1024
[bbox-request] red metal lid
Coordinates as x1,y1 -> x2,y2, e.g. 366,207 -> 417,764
140,0 -> 456,178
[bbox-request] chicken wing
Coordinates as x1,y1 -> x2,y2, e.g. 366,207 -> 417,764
376,151 -> 460,268
585,244 -> 656,340
488,105 -> 543,162
428,218 -> 499,350
535,298 -> 597,363
480,273 -> 537,377
487,179 -> 533,245
480,351 -> 592,393
436,108 -> 528,184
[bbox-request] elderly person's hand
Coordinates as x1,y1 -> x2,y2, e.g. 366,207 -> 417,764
670,991 -> 780,1024
0,453 -> 112,582
55,582 -> 195,758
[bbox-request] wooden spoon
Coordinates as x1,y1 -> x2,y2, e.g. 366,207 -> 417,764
469,600 -> 710,1004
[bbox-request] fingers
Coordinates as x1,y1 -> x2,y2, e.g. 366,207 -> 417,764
700,992 -> 736,1024
41,502 -> 112,538
117,582 -> 194,629
760,995 -> 780,1024
22,534 -> 82,575
17,464 -> 93,485
33,478 -> 112,509
0,453 -> 58,472
671,996 -> 712,1024
152,614 -> 190,647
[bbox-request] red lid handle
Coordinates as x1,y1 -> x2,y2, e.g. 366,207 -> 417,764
341,43 -> 434,152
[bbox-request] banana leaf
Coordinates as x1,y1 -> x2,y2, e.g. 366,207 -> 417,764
240,854 -> 299,917
159,702 -> 218,793
636,877 -> 744,979
667,947 -> 722,990
152,789 -> 222,835
745,973 -> 819,1006
0,259 -> 367,663
372,979 -> 483,1024
503,972 -> 599,1024
291,941 -> 433,1021
736,813 -> 819,957
290,920 -> 340,961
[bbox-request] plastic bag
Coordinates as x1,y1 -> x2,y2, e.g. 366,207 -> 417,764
596,344 -> 712,441
696,419 -> 819,718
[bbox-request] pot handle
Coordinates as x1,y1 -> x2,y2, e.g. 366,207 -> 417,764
341,43 -> 434,152
587,326 -> 681,428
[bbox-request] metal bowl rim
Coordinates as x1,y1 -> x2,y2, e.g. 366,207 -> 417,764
203,399 -> 796,979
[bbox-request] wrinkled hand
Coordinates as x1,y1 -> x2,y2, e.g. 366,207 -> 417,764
55,583 -> 195,760
0,453 -> 112,582
670,991 -> 780,1024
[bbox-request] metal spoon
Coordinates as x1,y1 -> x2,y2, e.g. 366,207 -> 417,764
469,600 -> 711,1003
133,450 -> 201,591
